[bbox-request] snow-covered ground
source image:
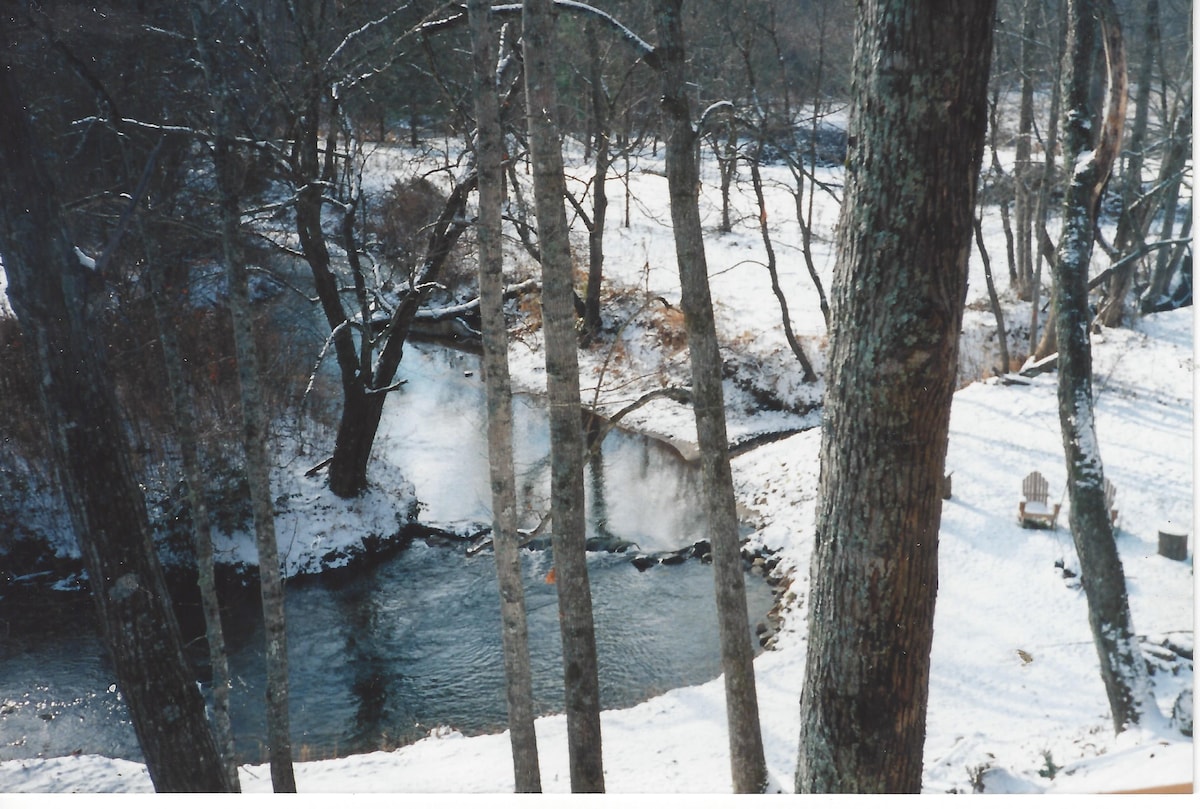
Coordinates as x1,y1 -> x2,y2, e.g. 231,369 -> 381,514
0,137 -> 1193,794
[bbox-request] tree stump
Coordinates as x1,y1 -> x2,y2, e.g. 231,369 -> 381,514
1157,523 -> 1189,562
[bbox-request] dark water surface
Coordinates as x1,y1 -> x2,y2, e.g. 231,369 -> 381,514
0,344 -> 774,765
0,542 -> 773,764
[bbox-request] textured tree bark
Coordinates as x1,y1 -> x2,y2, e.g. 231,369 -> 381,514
795,0 -> 995,793
467,0 -> 543,792
1053,0 -> 1153,734
653,0 -> 767,793
522,0 -> 606,792
0,64 -> 236,794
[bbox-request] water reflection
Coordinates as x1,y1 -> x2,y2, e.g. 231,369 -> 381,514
0,343 -> 773,766
377,343 -> 708,552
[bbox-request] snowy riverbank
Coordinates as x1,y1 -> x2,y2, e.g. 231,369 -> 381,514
1,140 -> 1193,794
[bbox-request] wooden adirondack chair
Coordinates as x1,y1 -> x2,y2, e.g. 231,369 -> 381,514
1019,471 -> 1061,529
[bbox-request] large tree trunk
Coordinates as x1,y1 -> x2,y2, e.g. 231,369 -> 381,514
467,0 -> 542,792
0,63 -> 236,795
522,0 -> 606,792
1053,0 -> 1154,734
328,385 -> 388,496
653,0 -> 768,793
795,0 -> 995,793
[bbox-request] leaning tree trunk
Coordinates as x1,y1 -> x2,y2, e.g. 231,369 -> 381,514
1097,0 -> 1158,327
148,242 -> 241,791
0,64 -> 237,794
522,0 -> 606,792
653,0 -> 768,793
467,0 -> 542,792
1053,0 -> 1154,734
750,153 -> 818,382
974,214 -> 1011,375
795,0 -> 995,793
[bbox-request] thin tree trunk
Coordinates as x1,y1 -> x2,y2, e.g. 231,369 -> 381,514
148,243 -> 241,791
214,120 -> 297,798
717,125 -> 737,234
522,0 -> 605,792
1053,0 -> 1154,734
653,0 -> 767,793
795,0 -> 995,792
582,21 -> 609,343
191,2 -> 296,788
467,0 -> 542,792
1143,81 -> 1192,308
0,64 -> 236,795
975,214 -> 1011,375
1013,0 -> 1038,301
750,153 -> 817,382
764,3 -> 831,331
984,89 -> 1020,303
1097,0 -> 1158,326
1032,2 -> 1066,356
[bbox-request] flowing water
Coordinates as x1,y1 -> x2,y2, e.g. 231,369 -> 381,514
0,343 -> 775,765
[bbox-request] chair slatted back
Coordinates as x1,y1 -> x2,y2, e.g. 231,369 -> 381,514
1023,472 -> 1049,504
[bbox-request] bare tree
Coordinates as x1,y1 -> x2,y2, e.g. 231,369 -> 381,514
582,20 -> 611,342
1096,0 -> 1159,326
467,0 -> 542,792
144,213 -> 241,791
652,0 -> 767,793
522,0 -> 605,791
1012,0 -> 1039,302
1052,0 -> 1155,733
748,151 -> 818,382
191,1 -> 295,790
0,60 -> 237,795
1141,77 -> 1193,311
1030,0 -> 1067,359
795,0 -> 995,792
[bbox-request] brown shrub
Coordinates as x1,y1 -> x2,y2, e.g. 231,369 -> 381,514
373,177 -> 447,273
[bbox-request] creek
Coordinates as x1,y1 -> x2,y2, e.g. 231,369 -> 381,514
0,343 -> 775,765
